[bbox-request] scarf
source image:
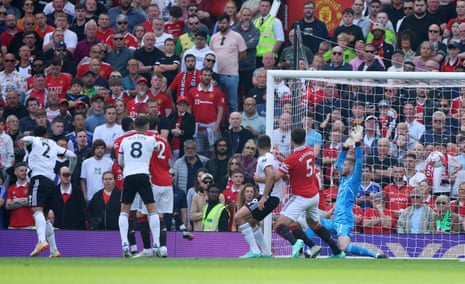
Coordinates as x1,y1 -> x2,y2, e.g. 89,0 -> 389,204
180,70 -> 197,98
436,210 -> 452,232
371,37 -> 385,58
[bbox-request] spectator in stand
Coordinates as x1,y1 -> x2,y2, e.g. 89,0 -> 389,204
93,105 -> 123,157
362,192 -> 396,233
397,188 -> 434,233
69,4 -> 87,41
164,5 -> 184,42
206,138 -> 231,187
3,90 -> 28,120
211,0 -> 239,34
358,43 -> 386,71
233,139 -> 257,185
223,112 -> 254,156
0,14 -> 21,55
356,165 -> 382,210
432,194 -> 461,233
413,41 -> 435,71
122,59 -> 142,97
152,17 -> 172,51
43,12 -> 78,54
132,24 -> 146,48
387,49 -> 405,71
105,14 -> 138,50
45,56 -> 72,99
253,0 -> 284,67
383,166 -> 411,217
398,0 -> 440,51
403,152 -> 427,187
167,54 -> 201,102
43,39 -> 76,76
181,31 -> 212,72
73,20 -> 99,65
173,139 -> 209,194
441,41 -> 462,71
321,45 -> 353,71
190,173 -> 225,231
450,182 -> 465,232
51,166 -> 86,230
186,68 -> 224,157
0,53 -> 26,100
420,111 -> 453,145
35,12 -> 55,40
167,96 -> 195,163
86,171 -> 121,230
333,8 -> 364,48
222,168 -> 244,231
176,15 -> 209,56
5,162 -> 34,229
278,29 -> 313,70
367,138 -> 398,187
108,0 -> 145,32
186,168 -> 207,230
126,77 -> 150,118
241,97 -> 265,138
291,1 -> 329,54
96,13 -> 115,42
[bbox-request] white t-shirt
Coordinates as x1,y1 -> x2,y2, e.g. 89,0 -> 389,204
256,152 -> 285,201
93,123 -> 124,158
118,134 -> 157,177
43,29 -> 78,49
23,136 -> 75,180
80,156 -> 113,200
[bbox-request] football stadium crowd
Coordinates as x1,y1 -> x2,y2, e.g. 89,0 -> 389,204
1,0 -> 465,242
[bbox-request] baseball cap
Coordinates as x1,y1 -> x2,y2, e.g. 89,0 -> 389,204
372,23 -> 385,31
75,101 -> 87,108
58,98 -> 69,105
447,41 -> 459,49
55,41 -> 66,49
365,115 -> 378,121
201,173 -> 214,182
176,96 -> 189,104
136,77 -> 148,85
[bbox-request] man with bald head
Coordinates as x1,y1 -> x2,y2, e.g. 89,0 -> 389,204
133,32 -> 165,78
223,112 -> 255,156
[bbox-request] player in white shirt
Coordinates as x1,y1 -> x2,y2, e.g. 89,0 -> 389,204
234,135 -> 284,258
117,116 -> 161,257
21,126 -> 76,257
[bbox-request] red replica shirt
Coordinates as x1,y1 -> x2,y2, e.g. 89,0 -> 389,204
46,73 -> 72,98
168,70 -> 201,99
362,208 -> 396,234
222,187 -> 240,231
7,183 -> 34,228
27,90 -> 47,108
149,91 -> 173,116
77,62 -> 113,79
164,21 -> 184,41
323,145 -> 338,178
96,27 -> 115,42
126,96 -> 153,118
105,32 -> 138,50
186,84 -> 225,124
279,145 -> 319,198
149,133 -> 172,186
383,184 -> 412,211
451,96 -> 462,118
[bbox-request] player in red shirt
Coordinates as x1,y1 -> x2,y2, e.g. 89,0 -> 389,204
274,128 -> 342,258
45,57 -> 72,99
362,192 -> 396,234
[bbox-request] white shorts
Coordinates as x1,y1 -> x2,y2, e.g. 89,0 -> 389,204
152,184 -> 174,214
280,194 -> 320,223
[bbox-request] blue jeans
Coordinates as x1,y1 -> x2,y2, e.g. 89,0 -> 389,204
218,74 -> 239,112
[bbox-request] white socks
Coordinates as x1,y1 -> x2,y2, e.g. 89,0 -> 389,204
118,212 -> 129,244
46,221 -> 58,252
253,226 -> 271,256
33,211 -> 46,243
239,223 -> 260,253
149,212 -> 160,247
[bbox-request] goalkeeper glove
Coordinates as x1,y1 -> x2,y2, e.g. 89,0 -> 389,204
343,137 -> 354,148
350,125 -> 364,143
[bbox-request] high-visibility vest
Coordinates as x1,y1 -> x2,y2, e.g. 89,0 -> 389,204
254,15 -> 277,57
202,203 -> 228,232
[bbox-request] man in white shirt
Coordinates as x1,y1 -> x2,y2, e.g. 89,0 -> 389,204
93,105 -> 124,158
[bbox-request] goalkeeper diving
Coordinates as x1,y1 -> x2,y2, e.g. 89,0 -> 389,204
320,125 -> 388,258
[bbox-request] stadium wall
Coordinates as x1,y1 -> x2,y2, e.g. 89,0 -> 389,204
1,231 -> 464,258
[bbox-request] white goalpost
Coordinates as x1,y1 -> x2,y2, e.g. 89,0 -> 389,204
264,70 -> 465,258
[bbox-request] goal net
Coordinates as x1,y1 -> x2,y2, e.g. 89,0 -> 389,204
264,70 -> 465,259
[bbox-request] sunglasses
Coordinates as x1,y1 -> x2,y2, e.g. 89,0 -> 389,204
203,180 -> 212,184
62,173 -> 71,177
220,36 -> 226,46
4,59 -> 15,62
365,50 -> 376,53
206,58 -> 216,63
332,52 -> 342,55
428,30 -> 439,33
404,7 -> 413,10
113,37 -> 124,41
189,21 -> 199,25
436,201 -> 447,205
117,22 -> 128,25
0,12 -> 7,15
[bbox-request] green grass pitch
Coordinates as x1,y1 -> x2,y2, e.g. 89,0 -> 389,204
1,258 -> 463,284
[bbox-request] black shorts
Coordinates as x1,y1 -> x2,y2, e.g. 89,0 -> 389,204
28,175 -> 55,213
121,174 -> 154,205
247,195 -> 280,221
